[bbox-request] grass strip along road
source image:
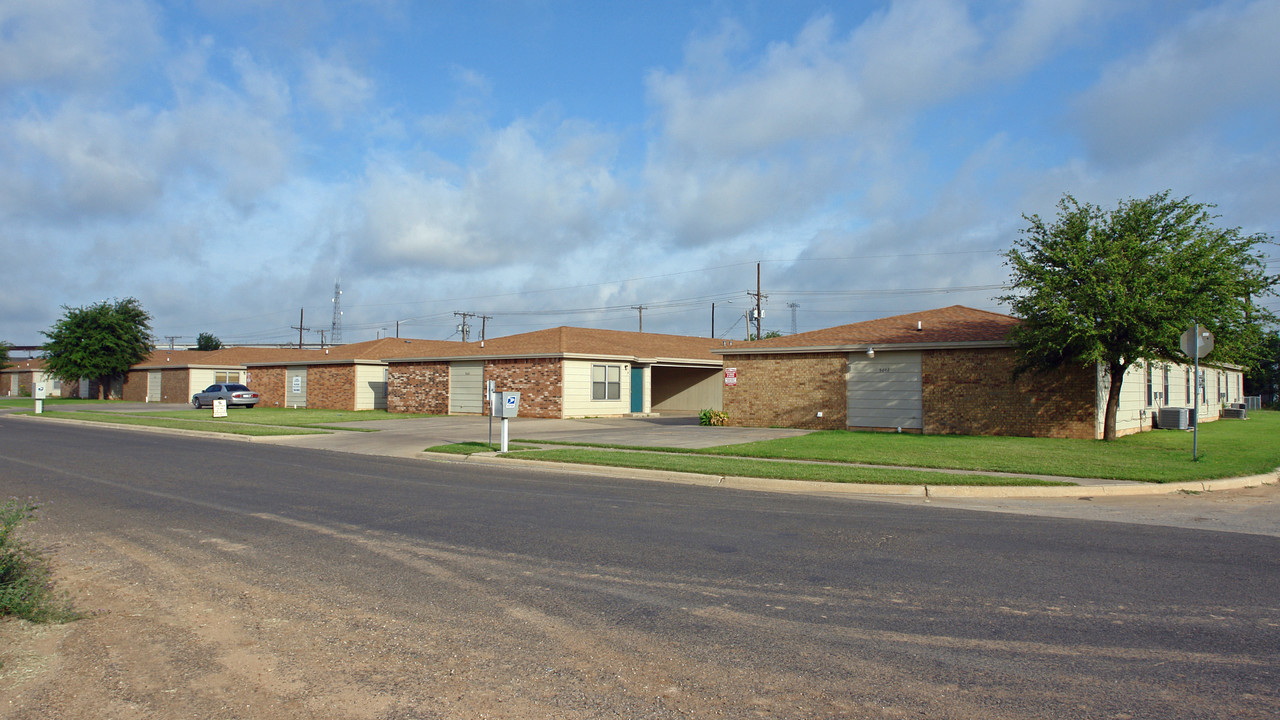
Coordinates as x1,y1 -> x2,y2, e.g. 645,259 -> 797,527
510,410 -> 1280,484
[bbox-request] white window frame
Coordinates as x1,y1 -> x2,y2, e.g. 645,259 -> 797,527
591,364 -> 622,401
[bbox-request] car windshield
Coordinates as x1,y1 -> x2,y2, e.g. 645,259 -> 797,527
224,384 -> 251,392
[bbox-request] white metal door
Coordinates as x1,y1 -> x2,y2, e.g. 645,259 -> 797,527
448,361 -> 484,414
286,366 -> 308,408
846,351 -> 923,429
147,371 -> 162,402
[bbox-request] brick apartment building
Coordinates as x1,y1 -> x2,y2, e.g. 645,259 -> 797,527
716,305 -> 1244,439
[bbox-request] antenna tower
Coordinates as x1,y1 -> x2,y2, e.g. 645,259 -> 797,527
330,279 -> 343,345
788,302 -> 799,335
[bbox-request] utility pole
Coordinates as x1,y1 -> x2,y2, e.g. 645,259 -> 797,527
164,335 -> 180,351
746,263 -> 767,340
478,314 -> 493,345
632,305 -> 646,332
318,330 -> 327,348
291,308 -> 310,348
395,320 -> 400,338
788,302 -> 799,335
454,311 -> 475,342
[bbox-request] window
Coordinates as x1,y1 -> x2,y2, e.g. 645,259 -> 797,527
591,364 -> 621,401
215,371 -> 241,384
1186,372 -> 1191,405
1145,364 -> 1153,406
1162,366 -> 1170,405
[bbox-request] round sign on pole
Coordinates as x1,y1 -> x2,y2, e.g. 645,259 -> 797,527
1180,324 -> 1214,359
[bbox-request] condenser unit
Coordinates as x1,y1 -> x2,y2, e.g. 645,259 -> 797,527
1157,407 -> 1190,430
1222,407 -> 1248,420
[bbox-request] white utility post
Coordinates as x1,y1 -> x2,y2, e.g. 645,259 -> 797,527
485,380 -> 496,449
1180,322 -> 1214,461
33,383 -> 46,414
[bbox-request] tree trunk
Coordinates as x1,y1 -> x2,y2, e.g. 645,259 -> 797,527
1103,360 -> 1125,441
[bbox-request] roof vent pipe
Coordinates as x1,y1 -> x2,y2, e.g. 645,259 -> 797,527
917,321 -> 922,331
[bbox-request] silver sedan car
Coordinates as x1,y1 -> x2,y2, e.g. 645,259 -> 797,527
192,383 -> 260,409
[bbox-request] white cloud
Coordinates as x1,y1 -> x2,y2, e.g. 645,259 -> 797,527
303,51 -> 374,126
345,119 -> 624,272
1074,0 -> 1280,163
641,1 -> 1101,248
0,0 -> 159,90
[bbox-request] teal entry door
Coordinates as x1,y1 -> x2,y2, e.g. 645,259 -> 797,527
630,367 -> 644,412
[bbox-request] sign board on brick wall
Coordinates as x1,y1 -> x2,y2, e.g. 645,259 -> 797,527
724,368 -> 738,386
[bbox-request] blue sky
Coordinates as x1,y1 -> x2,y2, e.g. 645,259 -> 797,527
2,0 -> 1277,347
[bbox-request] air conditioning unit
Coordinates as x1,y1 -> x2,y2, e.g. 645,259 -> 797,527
1222,407 -> 1248,420
1157,407 -> 1190,430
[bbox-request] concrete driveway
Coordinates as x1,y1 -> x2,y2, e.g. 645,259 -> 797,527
263,414 -> 812,458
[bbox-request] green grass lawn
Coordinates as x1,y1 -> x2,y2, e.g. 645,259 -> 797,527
0,397 -> 116,409
503,448 -> 1069,486
521,410 -> 1280,483
36,410 -> 325,436
143,407 -> 440,430
26,407 -> 445,436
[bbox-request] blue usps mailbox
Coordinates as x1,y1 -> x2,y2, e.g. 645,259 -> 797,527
494,392 -> 520,452
495,392 -> 521,418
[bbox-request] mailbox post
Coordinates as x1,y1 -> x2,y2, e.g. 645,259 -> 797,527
494,391 -> 520,453
34,383 -> 47,414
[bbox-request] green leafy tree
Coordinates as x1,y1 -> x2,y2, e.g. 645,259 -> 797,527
41,298 -> 154,399
1000,191 -> 1276,440
196,332 -> 223,351
0,340 -> 11,370
1244,330 -> 1280,406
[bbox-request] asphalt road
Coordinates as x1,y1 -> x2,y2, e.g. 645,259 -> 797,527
2,418 -> 1278,719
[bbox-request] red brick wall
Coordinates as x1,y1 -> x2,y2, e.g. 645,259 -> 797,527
162,369 -> 188,404
721,353 -> 848,429
252,367 -> 287,408
922,348 -> 1096,439
122,370 -> 147,402
304,365 -> 357,410
387,361 -> 450,414
485,358 -> 563,419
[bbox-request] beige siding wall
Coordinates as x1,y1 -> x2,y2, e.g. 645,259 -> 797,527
846,351 -> 922,430
1103,360 -> 1242,437
355,364 -> 387,410
189,369 -> 217,398
651,367 -> 722,413
562,359 -> 631,417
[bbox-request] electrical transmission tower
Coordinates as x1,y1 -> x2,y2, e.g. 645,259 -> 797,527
330,279 -> 343,345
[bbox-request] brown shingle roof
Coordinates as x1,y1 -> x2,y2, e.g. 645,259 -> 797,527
388,327 -> 724,363
717,306 -> 1019,353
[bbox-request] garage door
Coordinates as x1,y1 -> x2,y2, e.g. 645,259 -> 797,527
448,361 -> 484,414
286,366 -> 308,408
147,371 -> 162,402
847,351 -> 922,430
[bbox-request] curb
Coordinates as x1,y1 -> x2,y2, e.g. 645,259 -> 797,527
419,451 -> 928,496
420,451 -> 1279,499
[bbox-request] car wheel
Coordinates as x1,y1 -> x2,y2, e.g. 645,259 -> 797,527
192,397 -> 201,409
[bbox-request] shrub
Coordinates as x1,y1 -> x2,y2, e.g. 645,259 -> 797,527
699,409 -> 729,426
0,499 -> 80,623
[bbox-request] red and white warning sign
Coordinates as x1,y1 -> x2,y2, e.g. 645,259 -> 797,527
724,367 -> 738,386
